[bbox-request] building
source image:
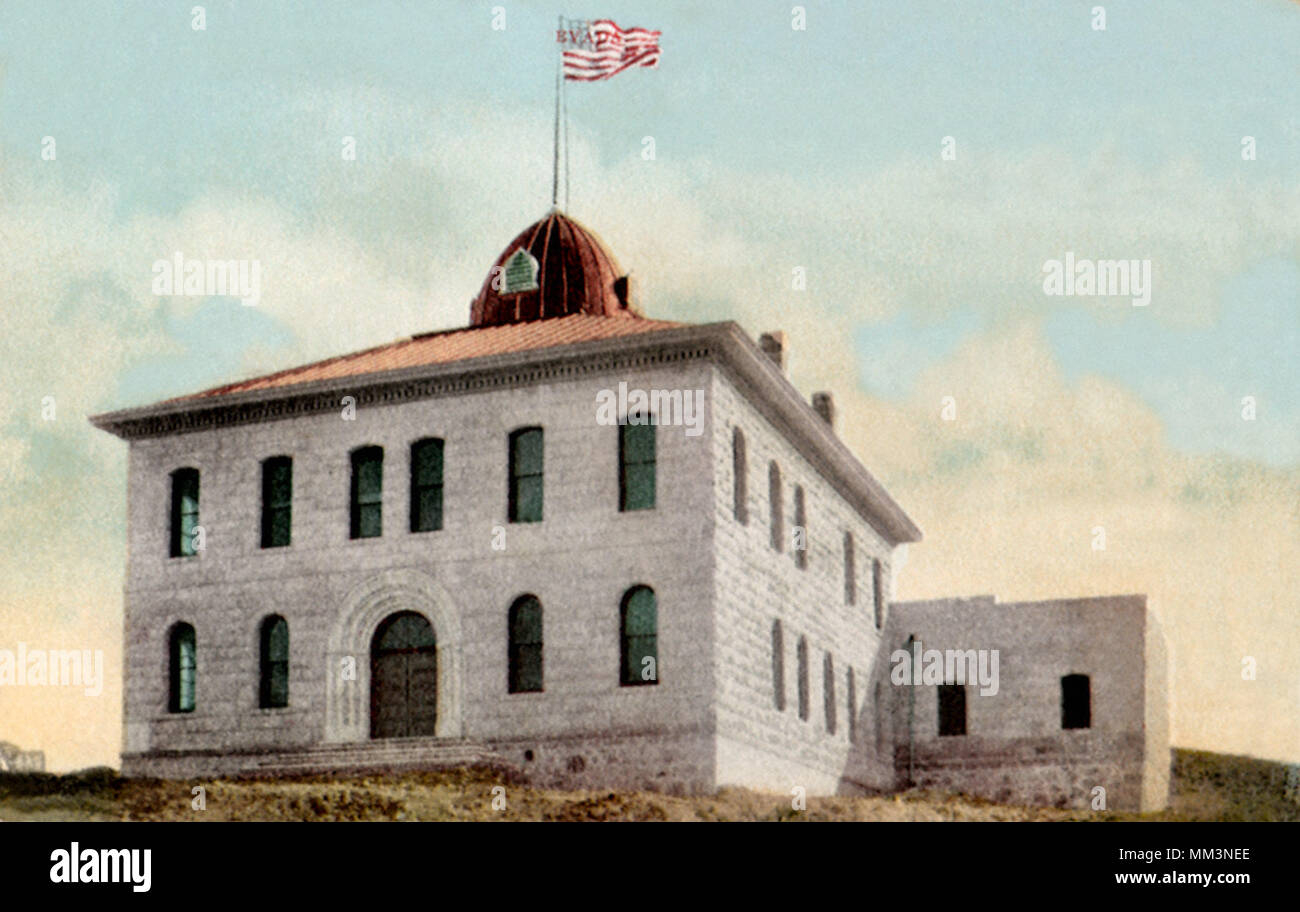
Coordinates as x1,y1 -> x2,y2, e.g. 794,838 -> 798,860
0,741 -> 46,773
91,211 -> 1169,810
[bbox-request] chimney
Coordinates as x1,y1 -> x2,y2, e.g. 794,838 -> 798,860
812,392 -> 836,430
758,331 -> 787,372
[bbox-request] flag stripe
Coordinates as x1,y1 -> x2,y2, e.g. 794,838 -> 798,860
562,20 -> 660,81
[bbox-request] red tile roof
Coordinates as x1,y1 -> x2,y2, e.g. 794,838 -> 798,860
172,313 -> 685,402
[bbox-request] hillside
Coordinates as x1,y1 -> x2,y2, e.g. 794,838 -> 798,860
0,748 -> 1295,822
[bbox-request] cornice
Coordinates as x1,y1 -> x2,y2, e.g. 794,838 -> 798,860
89,320 -> 922,545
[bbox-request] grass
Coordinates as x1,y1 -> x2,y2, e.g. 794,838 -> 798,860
0,749 -> 1294,822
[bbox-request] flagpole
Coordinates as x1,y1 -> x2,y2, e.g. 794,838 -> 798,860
552,41 -> 561,209
563,57 -> 570,212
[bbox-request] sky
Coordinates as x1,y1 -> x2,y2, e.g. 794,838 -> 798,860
0,0 -> 1296,771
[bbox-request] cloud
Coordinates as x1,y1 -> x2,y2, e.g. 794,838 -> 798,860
0,87 -> 1296,769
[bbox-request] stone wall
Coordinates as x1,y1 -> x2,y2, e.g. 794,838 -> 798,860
121,357 -> 718,792
708,364 -> 903,795
885,594 -> 1169,811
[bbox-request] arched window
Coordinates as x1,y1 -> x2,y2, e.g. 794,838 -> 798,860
796,636 -> 809,721
261,456 -> 292,548
619,420 -> 656,511
169,467 -> 200,557
168,622 -> 196,713
771,619 -> 785,711
1061,674 -> 1091,729
620,586 -> 657,686
259,615 -> 289,708
769,462 -> 783,552
793,485 -> 807,569
350,446 -> 384,539
502,248 -> 540,294
823,652 -> 836,734
843,532 -> 856,605
732,428 -> 748,524
410,438 -> 444,532
508,596 -> 544,693
847,667 -> 857,742
938,683 -> 966,736
508,427 -> 543,523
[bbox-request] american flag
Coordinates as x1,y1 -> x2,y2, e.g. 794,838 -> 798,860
562,20 -> 661,82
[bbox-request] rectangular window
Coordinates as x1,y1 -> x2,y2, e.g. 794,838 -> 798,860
796,637 -> 809,720
769,463 -> 783,552
771,620 -> 785,711
350,447 -> 383,539
261,457 -> 292,548
847,668 -> 857,742
823,652 -> 836,734
872,558 -> 885,630
619,422 -> 656,511
1061,674 -> 1091,729
508,428 -> 543,523
938,683 -> 967,736
410,438 -> 444,532
169,468 -> 200,557
732,428 -> 748,523
844,532 -> 856,605
794,485 -> 807,569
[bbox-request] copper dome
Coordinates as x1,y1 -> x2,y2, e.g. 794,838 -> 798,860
470,211 -> 639,327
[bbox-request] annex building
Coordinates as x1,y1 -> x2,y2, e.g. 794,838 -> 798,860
92,212 -> 1169,810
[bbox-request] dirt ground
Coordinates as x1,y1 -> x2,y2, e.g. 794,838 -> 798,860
0,748 -> 1295,822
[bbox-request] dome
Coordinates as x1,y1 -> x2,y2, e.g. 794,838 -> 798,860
470,211 -> 639,326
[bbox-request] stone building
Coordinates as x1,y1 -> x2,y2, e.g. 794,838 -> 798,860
91,211 -> 1169,810
0,741 -> 46,772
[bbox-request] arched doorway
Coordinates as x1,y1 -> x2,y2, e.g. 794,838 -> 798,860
370,612 -> 437,739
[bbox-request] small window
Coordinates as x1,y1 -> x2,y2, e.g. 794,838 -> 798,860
620,586 -> 658,686
771,620 -> 785,711
793,485 -> 807,569
847,667 -> 857,742
259,615 -> 289,709
508,427 -> 543,523
872,558 -> 885,630
502,248 -> 540,294
938,683 -> 966,736
769,462 -> 783,552
1062,674 -> 1091,729
796,636 -> 809,721
823,652 -> 836,734
261,457 -> 292,548
619,421 -> 655,511
874,680 -> 884,753
732,428 -> 748,524
168,622 -> 196,713
410,438 -> 444,533
508,596 -> 543,693
844,532 -> 856,605
169,468 -> 200,557
350,446 -> 383,539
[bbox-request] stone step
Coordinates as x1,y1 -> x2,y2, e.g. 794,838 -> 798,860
242,738 -> 518,777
